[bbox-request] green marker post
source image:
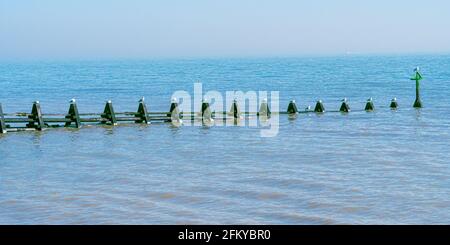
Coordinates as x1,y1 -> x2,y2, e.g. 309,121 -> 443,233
411,67 -> 423,108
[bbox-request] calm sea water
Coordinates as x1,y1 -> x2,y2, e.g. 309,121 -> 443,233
1,55 -> 450,224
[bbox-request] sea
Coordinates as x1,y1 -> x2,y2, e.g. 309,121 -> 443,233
1,55 -> 449,224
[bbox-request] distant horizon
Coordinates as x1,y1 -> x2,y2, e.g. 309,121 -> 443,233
1,51 -> 450,63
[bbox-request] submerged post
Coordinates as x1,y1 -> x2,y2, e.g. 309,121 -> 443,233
27,101 -> 45,130
0,103 -> 7,134
287,100 -> 298,114
230,99 -> 241,119
340,98 -> 350,112
314,100 -> 325,113
135,97 -> 150,124
168,98 -> 182,123
365,98 -> 375,111
102,100 -> 117,125
390,98 -> 398,109
258,98 -> 271,118
65,99 -> 81,128
411,67 -> 423,108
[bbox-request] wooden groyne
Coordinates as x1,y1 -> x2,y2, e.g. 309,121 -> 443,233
0,97 -> 403,134
0,68 -> 424,134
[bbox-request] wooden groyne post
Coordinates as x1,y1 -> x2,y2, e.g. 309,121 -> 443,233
287,100 -> 298,114
390,98 -> 398,109
201,99 -> 213,122
0,103 -> 6,134
230,99 -> 241,119
258,98 -> 271,118
168,98 -> 182,123
65,99 -> 81,128
26,101 -> 45,130
136,97 -> 151,124
365,98 -> 375,111
102,100 -> 117,125
314,100 -> 325,113
339,98 -> 350,112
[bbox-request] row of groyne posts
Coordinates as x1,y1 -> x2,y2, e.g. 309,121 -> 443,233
0,68 -> 424,134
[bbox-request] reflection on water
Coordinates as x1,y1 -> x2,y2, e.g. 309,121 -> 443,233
1,56 -> 450,224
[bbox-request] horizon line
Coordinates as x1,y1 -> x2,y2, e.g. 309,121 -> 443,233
1,51 -> 450,63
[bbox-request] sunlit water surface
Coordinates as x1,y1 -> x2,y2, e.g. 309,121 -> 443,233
1,55 -> 450,224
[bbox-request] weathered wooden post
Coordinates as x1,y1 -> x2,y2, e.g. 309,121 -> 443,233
390,98 -> 398,109
411,67 -> 423,108
0,103 -> 7,134
101,100 -> 117,125
230,99 -> 241,119
135,97 -> 150,124
65,99 -> 81,128
27,101 -> 45,130
365,98 -> 375,111
314,100 -> 325,113
287,100 -> 298,114
258,98 -> 271,118
340,98 -> 350,112
201,99 -> 213,122
168,98 -> 182,123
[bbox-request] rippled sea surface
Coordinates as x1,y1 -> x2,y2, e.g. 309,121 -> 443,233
1,55 -> 450,224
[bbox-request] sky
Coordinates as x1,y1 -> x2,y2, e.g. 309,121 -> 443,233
1,0 -> 450,60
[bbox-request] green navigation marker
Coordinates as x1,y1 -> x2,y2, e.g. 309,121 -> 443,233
411,67 -> 423,108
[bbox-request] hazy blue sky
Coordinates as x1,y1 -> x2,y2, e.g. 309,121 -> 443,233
1,0 -> 449,59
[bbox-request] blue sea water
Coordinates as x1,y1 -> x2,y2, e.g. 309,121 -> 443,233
0,55 -> 450,224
